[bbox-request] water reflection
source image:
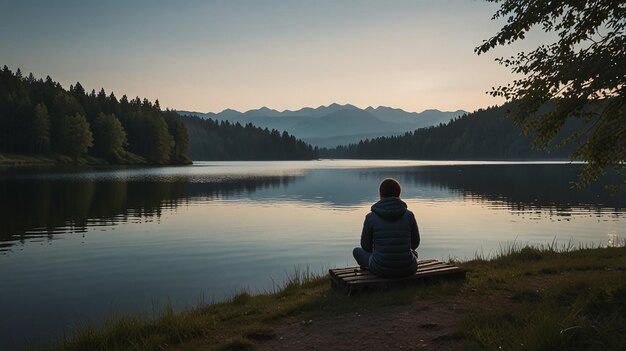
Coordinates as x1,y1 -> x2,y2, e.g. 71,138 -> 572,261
1,163 -> 624,251
0,173 -> 300,251
362,164 -> 624,211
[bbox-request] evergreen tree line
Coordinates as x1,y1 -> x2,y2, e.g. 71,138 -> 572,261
181,114 -> 319,160
0,66 -> 190,164
321,105 -> 576,160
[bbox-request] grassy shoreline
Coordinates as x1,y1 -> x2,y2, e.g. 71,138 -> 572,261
0,153 -> 77,166
30,244 -> 626,350
0,152 -> 192,166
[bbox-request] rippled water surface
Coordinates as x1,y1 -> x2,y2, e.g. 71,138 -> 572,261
1,160 -> 624,347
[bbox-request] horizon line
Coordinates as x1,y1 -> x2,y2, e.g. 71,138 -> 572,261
174,103 -> 473,116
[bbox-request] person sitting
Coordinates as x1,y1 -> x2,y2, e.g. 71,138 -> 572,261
352,178 -> 420,278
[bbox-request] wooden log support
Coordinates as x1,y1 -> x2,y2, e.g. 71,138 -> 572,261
328,259 -> 466,295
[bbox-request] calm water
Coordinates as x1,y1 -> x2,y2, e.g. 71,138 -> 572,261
1,160 -> 624,348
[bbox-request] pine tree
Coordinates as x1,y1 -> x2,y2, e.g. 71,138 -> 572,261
31,103 -> 50,153
58,113 -> 93,162
91,112 -> 127,162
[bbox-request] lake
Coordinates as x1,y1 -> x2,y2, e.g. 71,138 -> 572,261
1,160 -> 624,348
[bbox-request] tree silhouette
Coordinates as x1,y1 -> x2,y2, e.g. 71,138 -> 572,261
31,103 -> 50,153
58,113 -> 93,162
91,112 -> 127,162
320,105 -> 574,160
180,114 -> 319,161
0,67 -> 191,164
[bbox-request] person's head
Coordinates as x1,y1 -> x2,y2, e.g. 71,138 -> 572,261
379,178 -> 401,198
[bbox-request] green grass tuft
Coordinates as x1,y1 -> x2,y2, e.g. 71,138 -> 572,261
231,291 -> 252,305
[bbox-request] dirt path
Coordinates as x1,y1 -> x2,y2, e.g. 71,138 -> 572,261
256,299 -> 468,351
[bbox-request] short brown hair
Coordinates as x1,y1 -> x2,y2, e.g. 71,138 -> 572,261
379,178 -> 401,198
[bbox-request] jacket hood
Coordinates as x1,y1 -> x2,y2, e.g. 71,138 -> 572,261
371,197 -> 407,220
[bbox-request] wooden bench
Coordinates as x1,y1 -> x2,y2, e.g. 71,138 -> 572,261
329,259 -> 466,295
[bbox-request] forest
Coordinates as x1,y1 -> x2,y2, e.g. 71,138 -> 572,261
321,105 -> 575,160
0,66 -> 321,164
181,114 -> 319,160
0,66 -> 190,164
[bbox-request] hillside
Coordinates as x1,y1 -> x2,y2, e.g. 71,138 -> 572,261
289,109 -> 396,138
179,114 -> 319,161
177,104 -> 466,147
321,105 -> 576,160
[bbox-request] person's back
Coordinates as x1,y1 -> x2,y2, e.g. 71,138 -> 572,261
353,178 -> 420,278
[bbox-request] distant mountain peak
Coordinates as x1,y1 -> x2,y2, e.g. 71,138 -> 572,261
421,108 -> 465,114
256,106 -> 278,113
367,105 -> 406,112
177,104 -> 467,147
202,104 -> 466,116
323,102 -> 358,109
220,108 -> 241,114
246,106 -> 281,114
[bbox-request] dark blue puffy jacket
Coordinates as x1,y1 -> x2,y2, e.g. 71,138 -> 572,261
361,197 -> 420,278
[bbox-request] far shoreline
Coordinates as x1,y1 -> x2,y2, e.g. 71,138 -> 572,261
0,152 -> 192,167
1,153 -> 579,169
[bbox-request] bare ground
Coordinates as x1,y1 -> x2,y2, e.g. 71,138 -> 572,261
256,299 -> 470,351
253,272 -> 585,351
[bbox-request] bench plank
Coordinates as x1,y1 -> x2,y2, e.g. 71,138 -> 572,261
334,262 -> 452,279
340,265 -> 457,282
330,259 -> 438,274
329,259 -> 466,295
347,267 -> 465,284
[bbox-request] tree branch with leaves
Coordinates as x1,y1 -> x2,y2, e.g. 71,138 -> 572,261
476,0 -> 625,189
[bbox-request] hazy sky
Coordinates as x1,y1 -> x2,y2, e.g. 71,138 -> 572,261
1,0 -> 548,113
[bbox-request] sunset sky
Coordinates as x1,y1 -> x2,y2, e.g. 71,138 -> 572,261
1,0 -> 550,113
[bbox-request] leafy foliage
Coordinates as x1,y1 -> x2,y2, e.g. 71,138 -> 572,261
476,0 -> 625,187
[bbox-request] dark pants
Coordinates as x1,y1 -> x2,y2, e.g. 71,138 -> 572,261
352,247 -> 371,268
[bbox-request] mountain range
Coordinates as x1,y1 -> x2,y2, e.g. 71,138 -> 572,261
177,104 -> 466,147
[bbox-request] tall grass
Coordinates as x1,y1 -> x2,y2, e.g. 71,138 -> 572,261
461,275 -> 626,350
458,240 -> 626,350
468,238 -> 597,262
